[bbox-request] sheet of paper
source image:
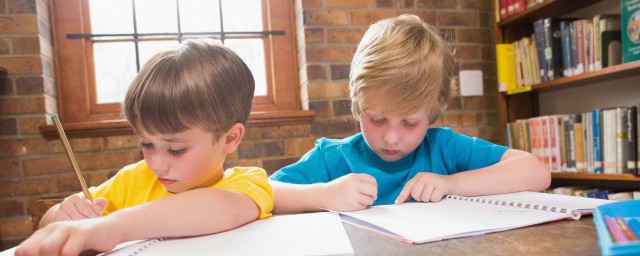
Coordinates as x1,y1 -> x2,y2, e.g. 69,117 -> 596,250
106,212 -> 353,256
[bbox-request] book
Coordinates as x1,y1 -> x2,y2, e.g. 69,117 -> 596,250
338,191 -> 611,244
601,14 -> 622,68
622,0 -> 640,63
99,212 -> 353,256
496,44 -> 517,93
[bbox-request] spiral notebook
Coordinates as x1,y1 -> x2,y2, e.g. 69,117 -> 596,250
100,212 -> 353,256
338,191 -> 612,244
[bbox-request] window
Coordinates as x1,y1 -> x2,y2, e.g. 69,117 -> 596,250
45,0 -> 312,138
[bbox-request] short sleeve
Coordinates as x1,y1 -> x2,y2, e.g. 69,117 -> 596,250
439,129 -> 508,174
269,139 -> 331,184
217,167 -> 274,219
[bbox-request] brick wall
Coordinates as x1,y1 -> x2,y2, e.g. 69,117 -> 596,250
0,0 -> 499,249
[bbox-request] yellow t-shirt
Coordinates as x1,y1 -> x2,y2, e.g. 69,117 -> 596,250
89,160 -> 273,219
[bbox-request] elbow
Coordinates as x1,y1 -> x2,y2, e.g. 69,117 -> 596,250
530,154 -> 551,191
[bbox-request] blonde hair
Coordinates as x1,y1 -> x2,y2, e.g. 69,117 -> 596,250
124,38 -> 254,137
349,14 -> 456,122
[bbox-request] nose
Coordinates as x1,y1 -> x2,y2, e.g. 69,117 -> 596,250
383,126 -> 400,145
146,152 -> 170,176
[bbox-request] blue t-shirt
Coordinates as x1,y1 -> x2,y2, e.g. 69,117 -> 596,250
270,127 -> 508,205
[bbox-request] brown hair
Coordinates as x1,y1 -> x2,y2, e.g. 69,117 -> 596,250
124,38 -> 254,136
349,14 -> 456,122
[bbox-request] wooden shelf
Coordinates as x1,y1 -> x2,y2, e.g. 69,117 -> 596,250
505,61 -> 640,94
552,173 -> 640,182
497,0 -> 601,28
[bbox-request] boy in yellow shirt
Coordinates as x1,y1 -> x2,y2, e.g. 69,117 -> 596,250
16,39 -> 272,255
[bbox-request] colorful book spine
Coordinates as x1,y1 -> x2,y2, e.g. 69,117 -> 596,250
533,19 -> 548,82
496,44 -> 517,93
593,109 -> 603,173
622,0 -> 640,63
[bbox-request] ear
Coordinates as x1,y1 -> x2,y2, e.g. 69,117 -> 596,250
222,123 -> 245,153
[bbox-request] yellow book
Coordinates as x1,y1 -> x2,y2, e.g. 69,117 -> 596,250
496,44 -> 517,93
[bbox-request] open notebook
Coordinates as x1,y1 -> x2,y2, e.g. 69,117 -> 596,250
338,191 -> 612,244
99,212 -> 353,256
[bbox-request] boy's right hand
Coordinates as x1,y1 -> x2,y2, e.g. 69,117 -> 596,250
55,193 -> 108,221
321,173 -> 378,212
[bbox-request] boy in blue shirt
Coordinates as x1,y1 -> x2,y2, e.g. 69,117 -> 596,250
269,15 -> 550,213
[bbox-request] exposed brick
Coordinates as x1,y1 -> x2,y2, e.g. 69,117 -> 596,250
309,100 -> 331,118
455,45 -> 480,60
0,38 -> 9,54
0,159 -> 20,177
0,199 -> 24,218
327,28 -> 367,43
16,76 -> 43,95
23,154 -> 71,176
437,11 -> 478,27
77,151 -> 133,171
0,118 -> 17,136
376,0 -> 413,8
332,99 -> 352,116
304,10 -> 349,25
459,61 -> 496,77
285,137 -> 316,156
438,28 -> 456,43
250,125 -> 311,140
351,10 -> 396,25
0,96 -> 47,115
0,217 -> 32,237
306,46 -> 354,62
311,118 -> 357,136
36,0 -> 50,22
0,138 -> 48,157
85,170 -> 113,188
443,112 -> 462,126
17,116 -> 45,135
41,56 -> 53,77
461,112 -> 482,126
263,157 -> 299,175
223,159 -> 262,170
105,135 -> 139,150
479,11 -> 491,27
447,96 -> 462,110
0,176 -> 54,197
459,0 -> 491,11
308,81 -> 349,99
417,0 -> 435,8
238,141 -> 285,159
8,0 -> 36,13
0,56 -> 42,74
327,0 -> 369,8
305,28 -> 324,44
0,0 -> 6,13
50,137 -> 104,153
301,0 -> 323,8
434,0 -> 458,8
11,37 -> 39,54
483,78 -> 498,93
456,28 -> 491,43
330,64 -> 350,80
481,45 -> 495,60
307,64 -> 327,80
0,73 -> 12,95
463,95 -> 498,111
0,16 -> 39,34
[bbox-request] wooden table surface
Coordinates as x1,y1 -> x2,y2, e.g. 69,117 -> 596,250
344,216 -> 600,256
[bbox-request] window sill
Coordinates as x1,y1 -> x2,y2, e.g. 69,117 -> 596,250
40,109 -> 316,139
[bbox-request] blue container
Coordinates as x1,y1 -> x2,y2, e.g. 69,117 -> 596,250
593,200 -> 640,256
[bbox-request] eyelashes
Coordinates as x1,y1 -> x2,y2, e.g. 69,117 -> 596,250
140,142 -> 186,157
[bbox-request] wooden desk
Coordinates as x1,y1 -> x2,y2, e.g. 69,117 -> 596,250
344,216 -> 599,256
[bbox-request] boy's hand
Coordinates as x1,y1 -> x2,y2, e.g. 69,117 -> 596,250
321,173 -> 378,212
15,217 -> 123,256
395,172 -> 455,204
55,193 -> 108,221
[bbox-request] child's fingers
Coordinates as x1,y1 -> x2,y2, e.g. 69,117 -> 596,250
60,232 -> 87,256
358,182 -> 378,199
356,173 -> 377,186
92,198 -> 108,216
420,183 -> 436,202
59,202 -> 89,220
430,188 -> 445,202
410,180 -> 428,202
394,178 -> 416,204
358,193 -> 375,206
75,200 -> 99,218
38,228 -> 69,255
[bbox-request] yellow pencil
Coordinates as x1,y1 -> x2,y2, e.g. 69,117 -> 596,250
51,115 -> 93,201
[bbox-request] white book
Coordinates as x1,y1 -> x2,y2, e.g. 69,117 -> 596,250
338,191 -> 611,244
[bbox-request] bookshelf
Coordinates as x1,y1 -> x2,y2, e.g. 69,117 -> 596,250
494,0 -> 640,190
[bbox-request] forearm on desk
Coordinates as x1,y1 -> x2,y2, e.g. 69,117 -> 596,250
106,188 -> 260,242
270,180 -> 326,214
450,149 -> 551,196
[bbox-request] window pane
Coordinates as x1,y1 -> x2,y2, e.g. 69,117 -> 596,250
226,39 -> 267,96
89,0 -> 133,34
138,41 -> 180,68
93,42 -> 137,104
179,0 -> 221,33
221,0 -> 262,32
135,0 -> 178,34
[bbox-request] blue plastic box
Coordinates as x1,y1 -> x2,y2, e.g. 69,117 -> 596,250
593,200 -> 640,256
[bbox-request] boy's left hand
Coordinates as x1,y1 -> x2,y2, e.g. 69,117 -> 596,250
394,172 -> 455,204
15,217 -> 123,256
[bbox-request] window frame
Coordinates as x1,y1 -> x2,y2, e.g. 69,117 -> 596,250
42,0 -> 313,138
